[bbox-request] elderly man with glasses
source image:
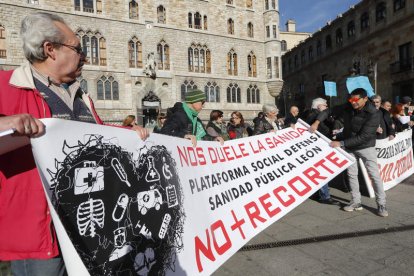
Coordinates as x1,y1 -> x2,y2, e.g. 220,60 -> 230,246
0,12 -> 148,275
330,88 -> 388,217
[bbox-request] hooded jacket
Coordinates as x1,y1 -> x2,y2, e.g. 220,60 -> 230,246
337,102 -> 380,150
0,64 -> 102,260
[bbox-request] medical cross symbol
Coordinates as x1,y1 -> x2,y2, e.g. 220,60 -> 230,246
84,172 -> 96,187
149,170 -> 157,179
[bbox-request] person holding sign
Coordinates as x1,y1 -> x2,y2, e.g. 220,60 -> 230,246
253,104 -> 282,135
0,114 -> 45,137
161,89 -> 224,146
0,13 -> 148,275
391,103 -> 410,133
371,95 -> 395,140
306,98 -> 339,205
330,88 -> 388,217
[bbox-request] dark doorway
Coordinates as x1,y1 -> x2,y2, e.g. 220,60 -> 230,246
142,108 -> 158,127
141,91 -> 161,128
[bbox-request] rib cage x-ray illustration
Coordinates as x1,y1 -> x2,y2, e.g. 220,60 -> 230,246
48,135 -> 185,275
77,198 -> 105,237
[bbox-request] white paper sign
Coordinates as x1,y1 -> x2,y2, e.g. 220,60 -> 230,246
361,130 -> 414,197
31,119 -> 353,276
399,115 -> 410,124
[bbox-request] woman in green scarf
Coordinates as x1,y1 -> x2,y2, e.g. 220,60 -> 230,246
160,89 -> 224,146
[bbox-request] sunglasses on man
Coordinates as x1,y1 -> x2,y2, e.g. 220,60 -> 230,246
348,96 -> 362,103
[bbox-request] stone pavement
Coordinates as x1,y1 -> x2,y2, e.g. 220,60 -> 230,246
1,176 -> 413,276
214,174 -> 414,276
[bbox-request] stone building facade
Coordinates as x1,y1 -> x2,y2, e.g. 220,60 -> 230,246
282,0 -> 414,110
280,20 -> 311,54
0,0 -> 288,125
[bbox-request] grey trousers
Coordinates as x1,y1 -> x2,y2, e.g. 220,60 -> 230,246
347,147 -> 386,206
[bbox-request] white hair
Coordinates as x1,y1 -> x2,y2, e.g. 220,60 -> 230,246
262,103 -> 278,114
371,95 -> 381,101
311,98 -> 327,109
20,12 -> 66,63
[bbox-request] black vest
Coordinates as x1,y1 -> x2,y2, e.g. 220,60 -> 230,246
34,78 -> 96,124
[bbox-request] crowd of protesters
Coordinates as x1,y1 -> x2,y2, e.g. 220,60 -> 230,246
1,11 -> 413,276
156,88 -> 414,220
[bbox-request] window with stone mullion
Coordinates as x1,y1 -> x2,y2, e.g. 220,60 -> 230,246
99,37 -> 106,66
227,83 -> 240,103
129,0 -> 139,19
129,39 -> 142,68
247,85 -> 260,103
81,35 -> 90,64
157,5 -> 166,24
247,53 -> 257,77
97,76 -> 118,101
228,53 -> 236,75
194,48 -> 199,72
200,49 -> 205,73
394,0 -> 405,12
91,36 -> 99,65
181,80 -> 197,101
206,50 -> 211,73
0,25 -> 6,58
188,13 -> 193,28
205,82 -> 220,103
188,47 -> 194,71
195,13 -> 202,29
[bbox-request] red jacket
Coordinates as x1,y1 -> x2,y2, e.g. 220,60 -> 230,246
0,64 -> 103,260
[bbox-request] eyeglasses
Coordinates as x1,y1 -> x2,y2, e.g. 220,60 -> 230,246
54,43 -> 84,56
348,97 -> 361,103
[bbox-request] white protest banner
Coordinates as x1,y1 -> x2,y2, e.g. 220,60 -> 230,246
361,130 -> 414,198
31,118 -> 353,276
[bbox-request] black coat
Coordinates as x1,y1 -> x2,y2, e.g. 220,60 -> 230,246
392,116 -> 410,133
377,107 -> 395,139
160,102 -> 214,140
253,117 -> 281,135
305,109 -> 331,138
284,113 -> 298,128
338,102 -> 380,150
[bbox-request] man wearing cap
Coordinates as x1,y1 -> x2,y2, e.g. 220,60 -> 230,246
330,88 -> 388,217
161,89 -> 224,146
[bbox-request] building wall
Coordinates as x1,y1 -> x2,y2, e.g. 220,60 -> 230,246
0,0 -> 288,124
280,31 -> 311,52
282,0 -> 414,110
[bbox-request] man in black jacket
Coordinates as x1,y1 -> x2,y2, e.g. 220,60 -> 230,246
330,88 -> 388,217
371,95 -> 395,140
284,105 -> 299,128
